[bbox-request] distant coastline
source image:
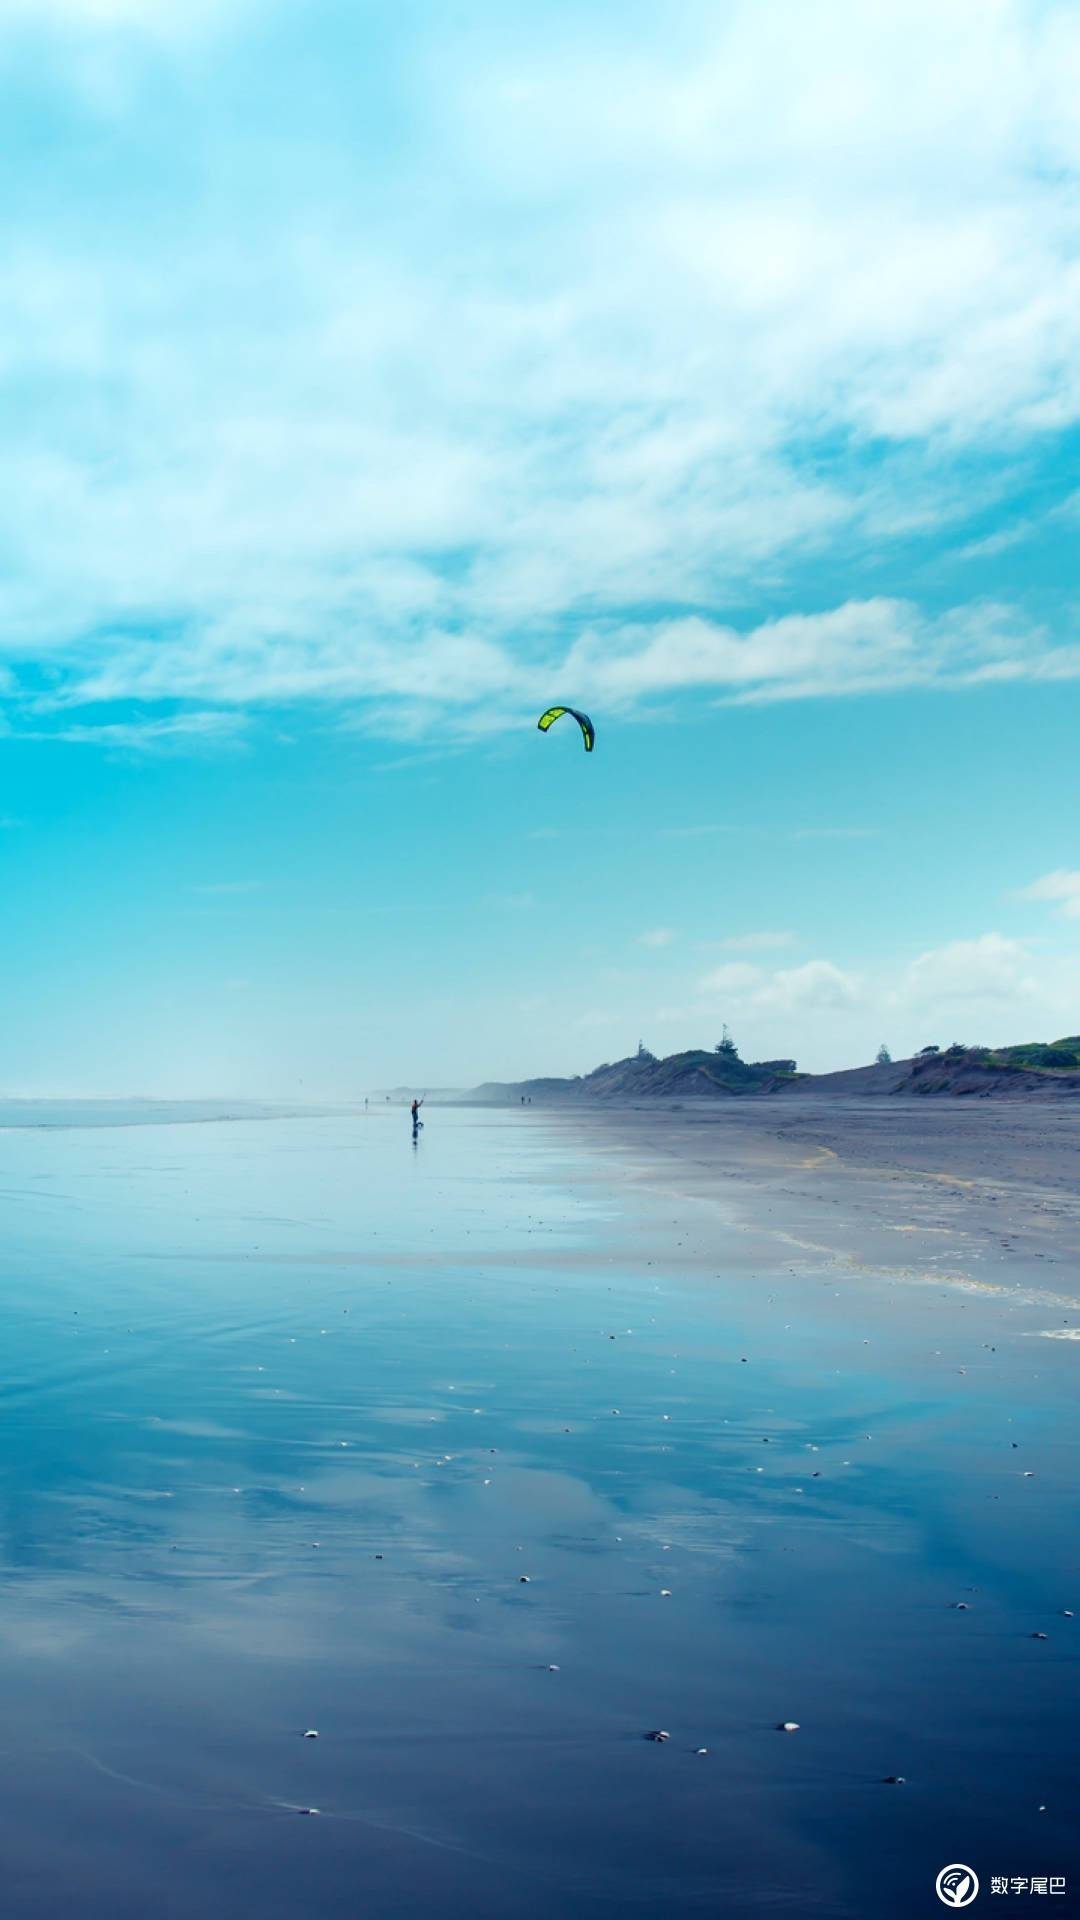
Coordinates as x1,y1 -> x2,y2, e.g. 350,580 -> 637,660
458,1035 -> 1080,1104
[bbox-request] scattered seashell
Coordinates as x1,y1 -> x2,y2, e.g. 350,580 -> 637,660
778,1722 -> 800,1733
646,1730 -> 670,1743
303,1730 -> 318,1739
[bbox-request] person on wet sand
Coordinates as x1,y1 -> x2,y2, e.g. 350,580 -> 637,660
411,1098 -> 424,1131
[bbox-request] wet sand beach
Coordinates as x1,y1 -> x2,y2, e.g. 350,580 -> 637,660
565,1096 -> 1080,1315
0,1103 -> 1077,1919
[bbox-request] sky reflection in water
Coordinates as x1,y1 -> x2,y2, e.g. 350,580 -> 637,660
0,1109 -> 1077,1919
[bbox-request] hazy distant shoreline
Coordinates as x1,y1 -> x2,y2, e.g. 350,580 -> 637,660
0,1099 -> 342,1131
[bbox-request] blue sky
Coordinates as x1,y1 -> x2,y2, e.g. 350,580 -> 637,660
0,0 -> 1077,1094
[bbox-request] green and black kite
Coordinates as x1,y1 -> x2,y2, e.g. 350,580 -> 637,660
537,706 -> 595,752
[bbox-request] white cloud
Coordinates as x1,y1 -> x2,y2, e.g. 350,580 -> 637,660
0,0 -> 1075,743
653,924 -> 1079,1073
755,961 -> 864,1012
638,927 -> 676,948
901,933 -> 1040,1005
701,956 -> 863,1010
1018,870 -> 1080,919
561,599 -> 1065,710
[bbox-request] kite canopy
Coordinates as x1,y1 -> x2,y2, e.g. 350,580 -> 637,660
537,706 -> 595,752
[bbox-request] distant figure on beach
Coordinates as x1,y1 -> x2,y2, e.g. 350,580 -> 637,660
411,1098 -> 424,1132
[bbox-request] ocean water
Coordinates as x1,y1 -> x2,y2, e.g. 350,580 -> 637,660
0,1108 -> 1077,1918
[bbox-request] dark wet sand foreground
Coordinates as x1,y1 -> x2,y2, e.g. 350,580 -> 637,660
0,1104 -> 1078,1920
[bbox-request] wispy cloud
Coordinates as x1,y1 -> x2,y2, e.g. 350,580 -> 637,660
699,962 -> 764,995
190,880 -> 263,896
4,0 -> 245,40
561,600 -> 1070,711
793,827 -> 878,842
1018,870 -> 1080,920
638,927 -> 675,948
714,930 -> 796,951
16,712 -> 248,753
657,824 -> 737,839
0,1 -> 1075,748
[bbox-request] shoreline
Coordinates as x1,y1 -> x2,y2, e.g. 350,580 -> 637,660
543,1098 -> 1080,1323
